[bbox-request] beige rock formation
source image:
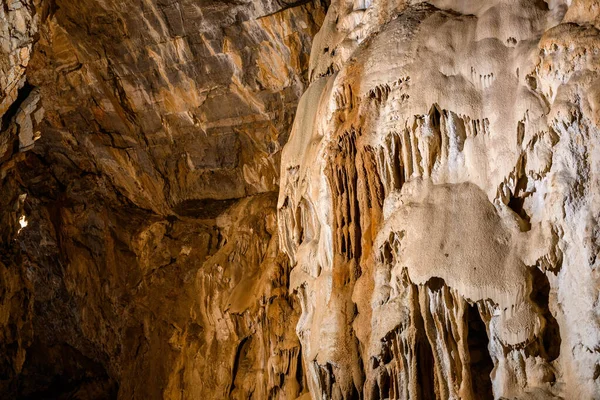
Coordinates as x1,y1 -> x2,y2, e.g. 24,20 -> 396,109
278,0 -> 600,398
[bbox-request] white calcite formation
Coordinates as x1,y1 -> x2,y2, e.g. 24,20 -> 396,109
278,0 -> 600,399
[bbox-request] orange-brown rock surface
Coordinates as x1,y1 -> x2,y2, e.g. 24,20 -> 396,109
1,0 -> 600,399
1,0 -> 325,398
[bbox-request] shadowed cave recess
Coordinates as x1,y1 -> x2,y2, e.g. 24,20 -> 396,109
1,0 -> 599,399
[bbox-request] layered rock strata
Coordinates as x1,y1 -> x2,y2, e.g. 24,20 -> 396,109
0,0 -> 325,398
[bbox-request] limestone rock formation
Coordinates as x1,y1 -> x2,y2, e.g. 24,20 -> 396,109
0,0 -> 599,399
278,0 -> 600,399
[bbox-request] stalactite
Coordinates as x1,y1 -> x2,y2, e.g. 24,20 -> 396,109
278,1 -> 600,399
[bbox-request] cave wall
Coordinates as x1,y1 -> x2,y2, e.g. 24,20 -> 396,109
1,0 -> 600,399
0,0 -> 325,398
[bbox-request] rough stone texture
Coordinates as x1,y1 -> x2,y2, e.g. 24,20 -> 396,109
0,0 -> 325,398
1,0 -> 600,399
278,0 -> 600,399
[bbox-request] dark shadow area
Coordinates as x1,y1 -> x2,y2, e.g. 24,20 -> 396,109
530,267 -> 561,361
173,198 -> 238,219
416,335 -> 436,400
425,276 -> 445,292
506,157 -> 532,231
295,348 -> 305,394
230,336 -> 251,396
0,82 -> 36,164
467,304 -> 494,400
0,81 -> 35,132
14,342 -> 117,400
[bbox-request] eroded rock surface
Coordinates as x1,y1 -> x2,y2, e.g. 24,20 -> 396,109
278,0 -> 600,398
0,0 -> 325,398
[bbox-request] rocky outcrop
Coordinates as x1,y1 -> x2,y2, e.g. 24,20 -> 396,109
278,0 -> 600,399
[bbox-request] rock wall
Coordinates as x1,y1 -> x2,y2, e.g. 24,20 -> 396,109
278,0 -> 600,399
0,0 -> 326,398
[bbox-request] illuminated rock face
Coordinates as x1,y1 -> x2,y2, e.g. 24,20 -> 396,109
0,0 -> 325,398
278,1 -> 600,398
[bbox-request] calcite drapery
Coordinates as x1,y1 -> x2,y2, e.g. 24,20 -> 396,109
278,1 -> 600,398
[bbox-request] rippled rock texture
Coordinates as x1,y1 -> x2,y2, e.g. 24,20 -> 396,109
1,0 -> 600,399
